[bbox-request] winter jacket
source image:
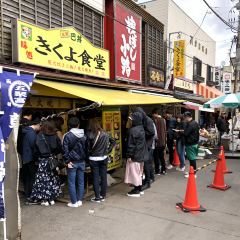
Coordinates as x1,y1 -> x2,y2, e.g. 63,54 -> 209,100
126,112 -> 149,163
134,107 -> 155,148
153,115 -> 166,148
216,117 -> 228,133
175,121 -> 186,142
21,126 -> 37,164
17,118 -> 31,155
166,117 -> 177,139
151,123 -> 158,150
63,128 -> 87,164
35,133 -> 62,159
184,120 -> 200,146
87,131 -> 115,159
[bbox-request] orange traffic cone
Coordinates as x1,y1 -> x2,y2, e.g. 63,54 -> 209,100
220,146 -> 232,174
208,153 -> 231,191
173,146 -> 180,167
176,167 -> 206,213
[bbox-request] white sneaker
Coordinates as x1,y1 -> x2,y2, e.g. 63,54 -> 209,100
140,191 -> 144,196
67,202 -> 79,208
49,200 -> 55,206
41,201 -> 49,206
167,164 -> 173,170
177,166 -> 185,172
77,201 -> 82,207
184,173 -> 197,179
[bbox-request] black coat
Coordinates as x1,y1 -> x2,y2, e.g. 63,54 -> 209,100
217,117 -> 228,133
35,133 -> 62,159
184,120 -> 200,146
126,112 -> 149,162
175,121 -> 186,142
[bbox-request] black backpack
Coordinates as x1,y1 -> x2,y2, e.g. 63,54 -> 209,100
69,136 -> 87,162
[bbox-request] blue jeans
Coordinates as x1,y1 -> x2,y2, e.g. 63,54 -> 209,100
176,139 -> 185,168
67,162 -> 85,204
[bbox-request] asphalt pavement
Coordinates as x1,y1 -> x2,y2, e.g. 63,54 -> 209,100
21,159 -> 240,240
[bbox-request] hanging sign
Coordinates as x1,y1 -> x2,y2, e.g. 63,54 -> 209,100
115,1 -> 142,83
148,66 -> 165,88
12,19 -> 110,79
173,40 -> 185,78
0,127 -> 5,221
0,70 -> 34,141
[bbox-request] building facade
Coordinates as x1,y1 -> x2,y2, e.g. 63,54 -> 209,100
137,0 -> 222,101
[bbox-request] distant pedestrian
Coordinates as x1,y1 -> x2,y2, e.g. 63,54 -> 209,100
30,121 -> 62,206
87,118 -> 115,203
183,112 -> 200,178
174,114 -> 186,172
63,117 -> 87,208
125,112 -> 149,197
152,108 -> 167,175
216,112 -> 228,146
166,111 -> 176,169
21,119 -> 41,202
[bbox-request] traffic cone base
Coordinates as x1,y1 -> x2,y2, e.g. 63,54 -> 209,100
212,169 -> 233,174
207,184 -> 231,191
176,203 -> 206,213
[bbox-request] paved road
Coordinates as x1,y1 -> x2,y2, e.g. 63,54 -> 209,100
22,159 -> 240,240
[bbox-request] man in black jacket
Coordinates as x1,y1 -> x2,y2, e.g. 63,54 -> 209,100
183,112 -> 200,178
216,112 -> 228,146
63,117 -> 87,208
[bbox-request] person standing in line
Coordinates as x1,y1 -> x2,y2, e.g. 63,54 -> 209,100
63,117 -> 87,208
31,121 -> 62,206
166,111 -> 176,169
87,118 -> 115,203
125,112 -> 149,197
133,108 -> 155,191
21,119 -> 41,202
174,114 -> 186,172
216,112 -> 228,146
152,109 -> 167,175
183,112 -> 200,178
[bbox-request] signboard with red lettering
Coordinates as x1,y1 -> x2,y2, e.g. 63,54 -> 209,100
114,1 -> 142,83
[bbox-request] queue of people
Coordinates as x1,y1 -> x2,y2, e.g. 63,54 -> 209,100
18,108 -> 200,204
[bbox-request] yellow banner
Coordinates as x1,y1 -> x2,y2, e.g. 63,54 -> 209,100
12,19 -> 110,79
173,40 -> 185,78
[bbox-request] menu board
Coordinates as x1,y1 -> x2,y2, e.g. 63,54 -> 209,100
102,110 -> 122,170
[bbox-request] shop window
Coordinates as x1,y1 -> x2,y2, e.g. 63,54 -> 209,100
198,43 -> 201,50
205,48 -> 208,55
190,37 -> 193,45
202,46 -> 204,52
193,57 -> 202,76
207,65 -> 213,81
195,40 -> 197,47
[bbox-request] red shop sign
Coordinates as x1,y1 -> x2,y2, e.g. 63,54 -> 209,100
114,1 -> 142,83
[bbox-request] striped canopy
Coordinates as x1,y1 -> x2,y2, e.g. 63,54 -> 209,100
204,93 -> 240,109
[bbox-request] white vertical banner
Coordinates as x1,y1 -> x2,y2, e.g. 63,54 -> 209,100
222,72 -> 232,94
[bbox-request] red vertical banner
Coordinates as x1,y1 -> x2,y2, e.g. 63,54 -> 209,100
114,1 -> 142,83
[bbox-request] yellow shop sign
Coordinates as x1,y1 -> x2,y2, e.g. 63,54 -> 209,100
12,19 -> 110,79
173,40 -> 185,78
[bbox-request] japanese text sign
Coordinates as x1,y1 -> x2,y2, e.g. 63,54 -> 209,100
148,66 -> 165,88
174,77 -> 193,92
0,70 -> 34,141
115,1 -> 142,83
12,19 -> 110,79
0,127 -> 5,220
173,40 -> 185,78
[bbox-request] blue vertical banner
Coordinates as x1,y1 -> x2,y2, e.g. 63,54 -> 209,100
0,127 -> 5,220
0,70 -> 34,141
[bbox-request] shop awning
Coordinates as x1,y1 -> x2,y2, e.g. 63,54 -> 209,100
184,102 -> 214,112
197,84 -> 223,99
33,79 -> 183,106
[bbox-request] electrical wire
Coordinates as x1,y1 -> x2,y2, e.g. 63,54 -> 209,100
202,0 -> 238,32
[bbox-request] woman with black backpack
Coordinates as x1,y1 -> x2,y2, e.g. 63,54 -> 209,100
30,121 -> 62,206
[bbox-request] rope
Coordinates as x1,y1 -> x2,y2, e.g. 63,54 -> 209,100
194,158 -> 218,173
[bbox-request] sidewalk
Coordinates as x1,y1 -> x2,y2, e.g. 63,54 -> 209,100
22,159 -> 240,240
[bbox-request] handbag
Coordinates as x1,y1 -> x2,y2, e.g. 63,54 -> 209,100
42,134 -> 59,171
